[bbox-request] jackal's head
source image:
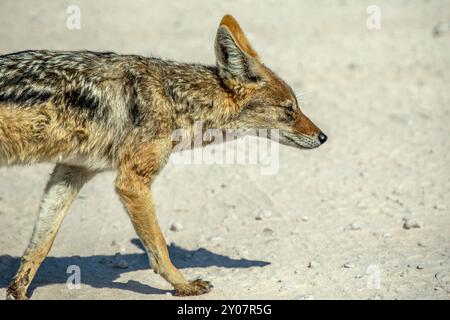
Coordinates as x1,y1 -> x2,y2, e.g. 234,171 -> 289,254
215,15 -> 327,149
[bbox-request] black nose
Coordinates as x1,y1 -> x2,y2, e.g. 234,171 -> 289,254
318,132 -> 327,144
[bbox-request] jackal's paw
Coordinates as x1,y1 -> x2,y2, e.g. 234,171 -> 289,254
174,279 -> 213,296
6,288 -> 28,300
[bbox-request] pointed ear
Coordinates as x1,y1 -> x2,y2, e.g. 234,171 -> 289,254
215,14 -> 261,82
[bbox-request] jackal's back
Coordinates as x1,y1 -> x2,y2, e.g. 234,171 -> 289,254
0,50 -> 153,168
0,50 -> 145,118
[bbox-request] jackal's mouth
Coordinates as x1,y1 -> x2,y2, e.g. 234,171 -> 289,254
279,131 -> 322,149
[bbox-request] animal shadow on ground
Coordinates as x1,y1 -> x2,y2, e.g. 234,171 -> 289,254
0,239 -> 270,296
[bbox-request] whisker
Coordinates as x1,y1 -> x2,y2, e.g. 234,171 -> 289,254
294,89 -> 317,111
295,91 -> 309,104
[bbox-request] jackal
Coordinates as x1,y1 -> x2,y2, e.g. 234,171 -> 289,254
1,15 -> 327,299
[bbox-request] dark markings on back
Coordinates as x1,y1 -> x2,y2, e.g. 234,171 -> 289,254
130,96 -> 142,127
0,50 -> 117,118
63,88 -> 101,116
123,70 -> 144,127
0,50 -> 154,126
0,89 -> 53,106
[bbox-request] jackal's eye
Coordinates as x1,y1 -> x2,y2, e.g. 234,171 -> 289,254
283,101 -> 295,114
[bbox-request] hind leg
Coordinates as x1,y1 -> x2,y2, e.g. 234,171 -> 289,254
6,164 -> 95,300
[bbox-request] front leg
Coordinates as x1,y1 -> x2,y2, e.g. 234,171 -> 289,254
115,139 -> 212,296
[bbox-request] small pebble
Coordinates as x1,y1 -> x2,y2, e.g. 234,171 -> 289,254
416,264 -> 424,270
435,272 -> 447,282
114,260 -> 128,269
308,261 -> 319,269
113,253 -> 128,269
403,218 -> 421,230
170,222 -> 183,232
348,223 -> 361,231
417,241 -> 426,247
343,262 -> 354,269
347,62 -> 357,70
433,21 -> 450,37
357,200 -> 368,209
263,227 -> 275,236
207,236 -> 223,242
434,204 -> 446,211
255,210 -> 272,220
262,210 -> 272,217
301,216 -> 309,222
295,294 -> 315,300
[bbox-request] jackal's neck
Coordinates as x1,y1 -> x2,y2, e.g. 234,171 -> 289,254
161,62 -> 243,130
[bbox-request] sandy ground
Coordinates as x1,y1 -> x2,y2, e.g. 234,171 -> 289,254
0,0 -> 449,300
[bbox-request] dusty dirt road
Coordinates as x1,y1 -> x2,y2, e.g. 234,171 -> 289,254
0,0 -> 449,299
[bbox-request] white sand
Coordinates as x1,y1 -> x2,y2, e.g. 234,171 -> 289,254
0,0 -> 449,299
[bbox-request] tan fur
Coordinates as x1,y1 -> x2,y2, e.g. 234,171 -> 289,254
0,102 -> 120,169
